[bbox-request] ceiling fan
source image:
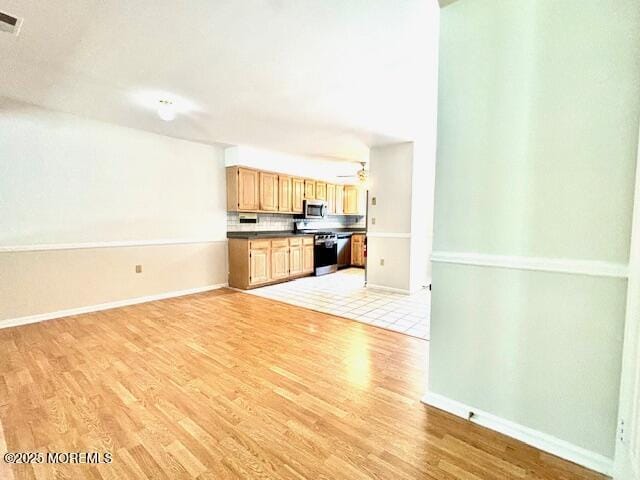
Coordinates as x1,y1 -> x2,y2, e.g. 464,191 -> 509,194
337,162 -> 368,184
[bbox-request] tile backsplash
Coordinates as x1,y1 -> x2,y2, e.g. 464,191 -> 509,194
227,212 -> 365,232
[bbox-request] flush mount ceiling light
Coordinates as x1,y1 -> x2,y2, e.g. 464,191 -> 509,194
157,99 -> 176,121
131,90 -> 200,121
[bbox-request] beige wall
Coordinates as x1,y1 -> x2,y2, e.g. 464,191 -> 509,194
0,242 -> 228,324
0,100 -> 229,324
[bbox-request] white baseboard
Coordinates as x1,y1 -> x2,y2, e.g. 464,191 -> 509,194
0,283 -> 228,330
422,392 -> 613,476
366,283 -> 411,294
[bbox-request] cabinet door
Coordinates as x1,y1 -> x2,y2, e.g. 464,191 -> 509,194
289,245 -> 302,276
271,246 -> 290,280
351,235 -> 365,266
326,184 -> 336,214
260,172 -> 279,211
344,185 -> 359,214
250,247 -> 270,284
335,185 -> 344,215
303,244 -> 314,273
292,178 -> 304,213
304,180 -> 316,200
315,182 -> 327,201
238,168 -> 259,211
278,175 -> 292,212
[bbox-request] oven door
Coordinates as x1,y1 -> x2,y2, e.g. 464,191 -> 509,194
304,200 -> 327,219
314,237 -> 338,276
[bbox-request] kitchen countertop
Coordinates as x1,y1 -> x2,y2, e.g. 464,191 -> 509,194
227,228 -> 366,239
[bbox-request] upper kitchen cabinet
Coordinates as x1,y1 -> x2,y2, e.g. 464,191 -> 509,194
292,178 -> 304,213
315,182 -> 327,201
304,180 -> 316,200
335,185 -> 344,215
326,184 -> 336,214
226,165 -> 362,215
278,175 -> 292,212
260,172 -> 279,211
227,167 -> 259,211
343,185 -> 359,214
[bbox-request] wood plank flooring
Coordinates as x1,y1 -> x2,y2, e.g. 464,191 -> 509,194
0,289 -> 605,479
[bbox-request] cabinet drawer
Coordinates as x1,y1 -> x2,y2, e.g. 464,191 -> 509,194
302,236 -> 314,245
249,240 -> 270,249
271,239 -> 289,248
289,237 -> 302,246
352,234 -> 365,243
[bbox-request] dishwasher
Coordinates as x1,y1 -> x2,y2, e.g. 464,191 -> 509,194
336,234 -> 352,269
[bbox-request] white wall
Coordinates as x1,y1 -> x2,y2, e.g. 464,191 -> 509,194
428,0 -> 640,474
614,127 -> 640,479
367,141 -> 435,293
225,145 -> 361,183
0,98 -> 228,323
366,0 -> 438,294
367,143 -> 414,292
1,98 -> 227,245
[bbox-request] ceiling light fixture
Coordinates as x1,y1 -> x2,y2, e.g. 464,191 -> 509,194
337,162 -> 368,184
357,162 -> 368,184
157,99 -> 176,121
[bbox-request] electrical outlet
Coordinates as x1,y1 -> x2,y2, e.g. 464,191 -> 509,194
135,265 -> 142,274
380,258 -> 384,266
371,217 -> 376,225
371,196 -> 377,206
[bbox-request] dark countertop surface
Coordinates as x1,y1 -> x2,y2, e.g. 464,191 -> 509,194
227,228 -> 366,239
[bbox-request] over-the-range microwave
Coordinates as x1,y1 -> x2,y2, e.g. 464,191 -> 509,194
303,199 -> 328,219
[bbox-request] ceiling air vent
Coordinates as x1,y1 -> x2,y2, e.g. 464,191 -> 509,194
0,11 -> 22,36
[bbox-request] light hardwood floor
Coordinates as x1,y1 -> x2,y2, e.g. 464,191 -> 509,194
0,289 -> 604,480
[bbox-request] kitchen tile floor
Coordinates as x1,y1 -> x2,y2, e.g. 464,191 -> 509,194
244,268 -> 430,339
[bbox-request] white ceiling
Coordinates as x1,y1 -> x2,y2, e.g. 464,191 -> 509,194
0,0 -> 438,161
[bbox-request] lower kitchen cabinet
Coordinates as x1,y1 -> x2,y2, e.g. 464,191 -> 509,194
228,236 -> 314,289
289,238 -> 303,276
303,243 -> 314,273
249,240 -> 270,285
270,239 -> 290,280
351,234 -> 366,267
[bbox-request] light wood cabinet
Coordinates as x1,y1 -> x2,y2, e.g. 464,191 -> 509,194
303,240 -> 314,273
335,185 -> 344,215
249,241 -> 271,285
304,180 -> 316,200
292,178 -> 304,213
278,175 -> 292,212
289,238 -> 303,276
227,167 -> 260,211
227,166 -> 361,215
326,184 -> 336,214
344,185 -> 359,215
260,172 -> 279,211
270,239 -> 290,280
228,236 -> 314,289
315,182 -> 327,201
351,234 -> 365,267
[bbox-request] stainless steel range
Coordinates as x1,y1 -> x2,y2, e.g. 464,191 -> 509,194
294,222 -> 338,276
312,232 -> 338,276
